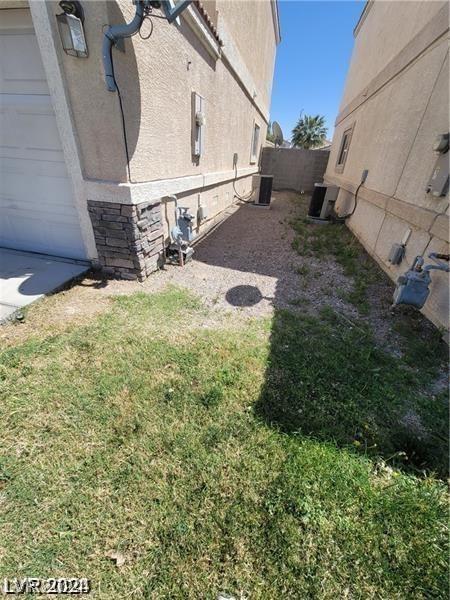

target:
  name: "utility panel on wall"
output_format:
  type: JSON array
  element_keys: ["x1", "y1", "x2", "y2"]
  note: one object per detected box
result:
[{"x1": 192, "y1": 92, "x2": 205, "y2": 158}]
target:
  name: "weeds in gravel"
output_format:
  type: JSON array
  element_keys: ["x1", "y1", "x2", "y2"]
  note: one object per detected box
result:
[
  {"x1": 290, "y1": 200, "x2": 378, "y2": 313},
  {"x1": 0, "y1": 287, "x2": 448, "y2": 598},
  {"x1": 294, "y1": 264, "x2": 310, "y2": 277}
]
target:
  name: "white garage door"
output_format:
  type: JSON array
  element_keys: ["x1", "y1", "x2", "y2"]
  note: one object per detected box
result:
[{"x1": 0, "y1": 9, "x2": 87, "y2": 260}]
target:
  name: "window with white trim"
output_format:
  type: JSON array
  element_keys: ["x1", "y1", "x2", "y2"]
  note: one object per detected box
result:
[{"x1": 336, "y1": 124, "x2": 354, "y2": 172}]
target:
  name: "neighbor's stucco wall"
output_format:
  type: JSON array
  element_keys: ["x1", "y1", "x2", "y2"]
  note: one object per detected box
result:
[
  {"x1": 340, "y1": 1, "x2": 447, "y2": 110},
  {"x1": 325, "y1": 1, "x2": 449, "y2": 333},
  {"x1": 49, "y1": 0, "x2": 276, "y2": 185}
]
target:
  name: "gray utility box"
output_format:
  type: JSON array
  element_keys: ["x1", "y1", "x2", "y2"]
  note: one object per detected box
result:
[
  {"x1": 388, "y1": 243, "x2": 405, "y2": 265},
  {"x1": 198, "y1": 205, "x2": 208, "y2": 221},
  {"x1": 427, "y1": 152, "x2": 449, "y2": 197}
]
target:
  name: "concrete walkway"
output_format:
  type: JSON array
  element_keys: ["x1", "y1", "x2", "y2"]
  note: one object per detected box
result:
[{"x1": 0, "y1": 248, "x2": 88, "y2": 321}]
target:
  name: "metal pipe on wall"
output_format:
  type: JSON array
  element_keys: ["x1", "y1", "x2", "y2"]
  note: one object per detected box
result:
[{"x1": 102, "y1": 1, "x2": 145, "y2": 92}]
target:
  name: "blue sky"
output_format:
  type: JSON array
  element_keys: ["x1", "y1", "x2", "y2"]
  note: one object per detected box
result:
[{"x1": 270, "y1": 0, "x2": 365, "y2": 142}]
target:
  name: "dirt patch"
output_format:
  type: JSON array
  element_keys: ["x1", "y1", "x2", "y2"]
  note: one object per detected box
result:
[
  {"x1": 1, "y1": 192, "x2": 446, "y2": 357},
  {"x1": 88, "y1": 191, "x2": 358, "y2": 319},
  {"x1": 0, "y1": 283, "x2": 112, "y2": 347},
  {"x1": 2, "y1": 192, "x2": 335, "y2": 344}
]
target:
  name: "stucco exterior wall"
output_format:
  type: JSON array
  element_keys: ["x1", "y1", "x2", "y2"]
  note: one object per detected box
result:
[
  {"x1": 325, "y1": 1, "x2": 449, "y2": 334},
  {"x1": 341, "y1": 1, "x2": 447, "y2": 109},
  {"x1": 28, "y1": 0, "x2": 278, "y2": 278},
  {"x1": 46, "y1": 0, "x2": 125, "y2": 182},
  {"x1": 50, "y1": 0, "x2": 277, "y2": 185},
  {"x1": 216, "y1": 0, "x2": 277, "y2": 111},
  {"x1": 160, "y1": 173, "x2": 254, "y2": 240}
]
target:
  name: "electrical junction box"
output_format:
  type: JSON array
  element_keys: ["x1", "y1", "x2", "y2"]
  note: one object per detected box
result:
[
  {"x1": 198, "y1": 205, "x2": 208, "y2": 221},
  {"x1": 388, "y1": 243, "x2": 405, "y2": 265},
  {"x1": 427, "y1": 152, "x2": 449, "y2": 197},
  {"x1": 192, "y1": 92, "x2": 205, "y2": 158}
]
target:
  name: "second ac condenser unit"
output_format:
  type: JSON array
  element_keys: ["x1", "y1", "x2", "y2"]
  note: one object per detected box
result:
[
  {"x1": 308, "y1": 183, "x2": 339, "y2": 221},
  {"x1": 252, "y1": 174, "x2": 273, "y2": 207}
]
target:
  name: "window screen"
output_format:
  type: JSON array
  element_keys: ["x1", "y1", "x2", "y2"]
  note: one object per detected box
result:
[
  {"x1": 251, "y1": 123, "x2": 260, "y2": 162},
  {"x1": 336, "y1": 125, "x2": 353, "y2": 171}
]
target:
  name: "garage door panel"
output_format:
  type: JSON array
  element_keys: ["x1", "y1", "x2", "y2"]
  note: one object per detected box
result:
[
  {"x1": 0, "y1": 200, "x2": 80, "y2": 226},
  {"x1": 0, "y1": 212, "x2": 85, "y2": 258},
  {"x1": 0, "y1": 10, "x2": 48, "y2": 95},
  {"x1": 16, "y1": 111, "x2": 63, "y2": 153},
  {"x1": 1, "y1": 174, "x2": 79, "y2": 220},
  {"x1": 0, "y1": 156, "x2": 68, "y2": 179},
  {"x1": 0, "y1": 214, "x2": 50, "y2": 253},
  {"x1": 1, "y1": 95, "x2": 65, "y2": 156},
  {"x1": 0, "y1": 8, "x2": 87, "y2": 260},
  {"x1": 0, "y1": 32, "x2": 48, "y2": 95}
]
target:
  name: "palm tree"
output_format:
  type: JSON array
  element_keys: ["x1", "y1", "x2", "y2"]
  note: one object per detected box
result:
[{"x1": 291, "y1": 114, "x2": 327, "y2": 149}]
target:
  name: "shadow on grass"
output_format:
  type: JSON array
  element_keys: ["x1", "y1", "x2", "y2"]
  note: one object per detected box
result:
[
  {"x1": 255, "y1": 306, "x2": 449, "y2": 477},
  {"x1": 193, "y1": 194, "x2": 449, "y2": 477}
]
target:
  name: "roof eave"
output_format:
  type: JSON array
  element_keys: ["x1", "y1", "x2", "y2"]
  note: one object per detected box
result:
[
  {"x1": 271, "y1": 0, "x2": 281, "y2": 45},
  {"x1": 353, "y1": 0, "x2": 373, "y2": 38}
]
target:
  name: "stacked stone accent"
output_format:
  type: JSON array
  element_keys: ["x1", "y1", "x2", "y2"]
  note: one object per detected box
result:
[{"x1": 87, "y1": 200, "x2": 165, "y2": 281}]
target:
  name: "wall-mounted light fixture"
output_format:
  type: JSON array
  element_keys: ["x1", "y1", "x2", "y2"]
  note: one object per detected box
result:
[{"x1": 56, "y1": 0, "x2": 88, "y2": 58}]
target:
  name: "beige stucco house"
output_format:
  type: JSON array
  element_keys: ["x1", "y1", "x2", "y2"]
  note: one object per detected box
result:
[
  {"x1": 1, "y1": 0, "x2": 280, "y2": 280},
  {"x1": 324, "y1": 0, "x2": 449, "y2": 334}
]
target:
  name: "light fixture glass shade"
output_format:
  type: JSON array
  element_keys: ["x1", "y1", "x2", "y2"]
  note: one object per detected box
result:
[{"x1": 56, "y1": 12, "x2": 88, "y2": 58}]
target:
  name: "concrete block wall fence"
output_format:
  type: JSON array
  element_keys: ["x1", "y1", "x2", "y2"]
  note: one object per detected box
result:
[{"x1": 261, "y1": 147, "x2": 330, "y2": 192}]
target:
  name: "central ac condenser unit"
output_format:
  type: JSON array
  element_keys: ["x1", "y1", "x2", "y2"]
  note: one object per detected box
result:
[{"x1": 252, "y1": 174, "x2": 273, "y2": 207}]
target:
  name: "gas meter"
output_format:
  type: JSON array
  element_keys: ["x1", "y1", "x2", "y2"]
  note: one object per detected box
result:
[{"x1": 393, "y1": 252, "x2": 449, "y2": 309}]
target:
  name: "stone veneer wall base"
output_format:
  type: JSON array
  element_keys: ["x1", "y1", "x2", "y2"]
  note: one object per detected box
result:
[{"x1": 88, "y1": 199, "x2": 165, "y2": 281}]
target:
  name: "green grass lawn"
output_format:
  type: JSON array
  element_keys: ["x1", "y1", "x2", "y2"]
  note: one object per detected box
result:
[{"x1": 0, "y1": 286, "x2": 448, "y2": 598}]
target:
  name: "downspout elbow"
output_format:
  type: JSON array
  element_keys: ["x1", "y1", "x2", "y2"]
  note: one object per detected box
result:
[
  {"x1": 102, "y1": 1, "x2": 145, "y2": 92},
  {"x1": 166, "y1": 195, "x2": 179, "y2": 209}
]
